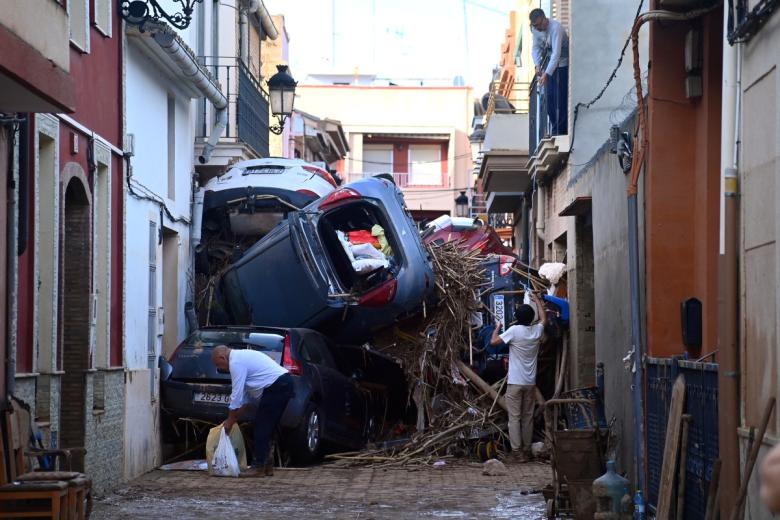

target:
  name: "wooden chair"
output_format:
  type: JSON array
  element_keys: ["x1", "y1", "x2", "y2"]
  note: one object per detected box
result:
[{"x1": 0, "y1": 400, "x2": 92, "y2": 519}]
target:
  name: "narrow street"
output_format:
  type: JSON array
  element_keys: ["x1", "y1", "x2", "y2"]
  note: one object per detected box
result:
[
  {"x1": 3, "y1": 0, "x2": 780, "y2": 519},
  {"x1": 92, "y1": 462, "x2": 550, "y2": 519}
]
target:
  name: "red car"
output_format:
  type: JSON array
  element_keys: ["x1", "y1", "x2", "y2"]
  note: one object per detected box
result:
[{"x1": 421, "y1": 215, "x2": 516, "y2": 257}]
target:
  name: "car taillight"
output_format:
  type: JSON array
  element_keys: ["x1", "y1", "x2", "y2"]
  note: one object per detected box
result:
[
  {"x1": 282, "y1": 333, "x2": 303, "y2": 375},
  {"x1": 168, "y1": 340, "x2": 187, "y2": 363},
  {"x1": 358, "y1": 278, "x2": 397, "y2": 307},
  {"x1": 302, "y1": 165, "x2": 337, "y2": 188},
  {"x1": 499, "y1": 255, "x2": 515, "y2": 276},
  {"x1": 296, "y1": 189, "x2": 319, "y2": 199},
  {"x1": 319, "y1": 187, "x2": 360, "y2": 210}
]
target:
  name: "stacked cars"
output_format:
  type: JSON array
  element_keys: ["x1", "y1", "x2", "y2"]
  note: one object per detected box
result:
[
  {"x1": 163, "y1": 170, "x2": 432, "y2": 463},
  {"x1": 217, "y1": 177, "x2": 435, "y2": 341}
]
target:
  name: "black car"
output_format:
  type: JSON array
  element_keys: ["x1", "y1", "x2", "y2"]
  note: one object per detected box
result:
[{"x1": 159, "y1": 326, "x2": 404, "y2": 464}]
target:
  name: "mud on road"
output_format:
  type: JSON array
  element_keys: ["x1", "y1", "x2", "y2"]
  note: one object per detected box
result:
[{"x1": 92, "y1": 460, "x2": 550, "y2": 519}]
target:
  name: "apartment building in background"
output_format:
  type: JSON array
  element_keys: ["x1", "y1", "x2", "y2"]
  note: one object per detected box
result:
[{"x1": 296, "y1": 82, "x2": 473, "y2": 221}]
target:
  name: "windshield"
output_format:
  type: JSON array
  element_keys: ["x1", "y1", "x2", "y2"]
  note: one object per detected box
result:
[{"x1": 170, "y1": 330, "x2": 285, "y2": 381}]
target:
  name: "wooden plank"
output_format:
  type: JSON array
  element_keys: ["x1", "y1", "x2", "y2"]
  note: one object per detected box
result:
[
  {"x1": 676, "y1": 414, "x2": 692, "y2": 519},
  {"x1": 729, "y1": 396, "x2": 776, "y2": 520},
  {"x1": 656, "y1": 374, "x2": 686, "y2": 520},
  {"x1": 456, "y1": 360, "x2": 507, "y2": 412}
]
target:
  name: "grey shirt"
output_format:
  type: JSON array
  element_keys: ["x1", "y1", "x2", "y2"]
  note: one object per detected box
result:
[{"x1": 531, "y1": 18, "x2": 570, "y2": 76}]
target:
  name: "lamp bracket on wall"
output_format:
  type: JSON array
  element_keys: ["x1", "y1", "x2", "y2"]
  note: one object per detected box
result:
[
  {"x1": 269, "y1": 115, "x2": 288, "y2": 135},
  {"x1": 119, "y1": 0, "x2": 203, "y2": 30}
]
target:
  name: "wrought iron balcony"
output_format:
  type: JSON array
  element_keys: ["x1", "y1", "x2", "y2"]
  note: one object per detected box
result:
[
  {"x1": 197, "y1": 57, "x2": 270, "y2": 158},
  {"x1": 528, "y1": 76, "x2": 568, "y2": 157}
]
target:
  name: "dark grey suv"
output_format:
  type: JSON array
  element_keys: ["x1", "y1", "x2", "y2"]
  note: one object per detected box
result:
[{"x1": 216, "y1": 177, "x2": 435, "y2": 342}]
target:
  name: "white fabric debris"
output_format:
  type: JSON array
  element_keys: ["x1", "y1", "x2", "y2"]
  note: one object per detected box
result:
[
  {"x1": 539, "y1": 262, "x2": 567, "y2": 284},
  {"x1": 337, "y1": 230, "x2": 390, "y2": 274}
]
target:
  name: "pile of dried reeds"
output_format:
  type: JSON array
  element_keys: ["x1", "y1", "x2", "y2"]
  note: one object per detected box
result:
[{"x1": 331, "y1": 241, "x2": 513, "y2": 467}]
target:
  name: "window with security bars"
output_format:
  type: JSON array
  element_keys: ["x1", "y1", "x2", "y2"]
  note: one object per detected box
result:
[{"x1": 148, "y1": 222, "x2": 157, "y2": 398}]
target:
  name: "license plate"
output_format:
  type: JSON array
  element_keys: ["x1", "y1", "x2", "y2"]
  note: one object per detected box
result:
[
  {"x1": 493, "y1": 294, "x2": 505, "y2": 328},
  {"x1": 194, "y1": 392, "x2": 230, "y2": 405},
  {"x1": 245, "y1": 167, "x2": 284, "y2": 175}
]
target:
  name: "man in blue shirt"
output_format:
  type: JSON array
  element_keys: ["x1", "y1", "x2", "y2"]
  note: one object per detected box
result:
[{"x1": 530, "y1": 8, "x2": 569, "y2": 136}]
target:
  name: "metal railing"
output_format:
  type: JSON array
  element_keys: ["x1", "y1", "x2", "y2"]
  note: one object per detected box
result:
[
  {"x1": 489, "y1": 214, "x2": 514, "y2": 229},
  {"x1": 529, "y1": 75, "x2": 568, "y2": 156},
  {"x1": 646, "y1": 356, "x2": 719, "y2": 519},
  {"x1": 197, "y1": 57, "x2": 270, "y2": 157},
  {"x1": 348, "y1": 172, "x2": 409, "y2": 187},
  {"x1": 529, "y1": 77, "x2": 550, "y2": 157},
  {"x1": 484, "y1": 80, "x2": 531, "y2": 124}
]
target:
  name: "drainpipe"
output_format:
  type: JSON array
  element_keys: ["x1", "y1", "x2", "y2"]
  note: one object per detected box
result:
[
  {"x1": 242, "y1": 0, "x2": 278, "y2": 41},
  {"x1": 147, "y1": 25, "x2": 228, "y2": 164},
  {"x1": 239, "y1": 10, "x2": 249, "y2": 65},
  {"x1": 718, "y1": 1, "x2": 741, "y2": 514},
  {"x1": 536, "y1": 182, "x2": 545, "y2": 241},
  {"x1": 255, "y1": 1, "x2": 278, "y2": 40},
  {"x1": 626, "y1": 6, "x2": 717, "y2": 497}
]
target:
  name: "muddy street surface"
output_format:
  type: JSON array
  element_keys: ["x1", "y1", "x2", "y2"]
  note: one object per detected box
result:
[{"x1": 92, "y1": 460, "x2": 550, "y2": 519}]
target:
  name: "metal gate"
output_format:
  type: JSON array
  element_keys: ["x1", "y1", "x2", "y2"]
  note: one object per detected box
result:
[{"x1": 646, "y1": 357, "x2": 719, "y2": 519}]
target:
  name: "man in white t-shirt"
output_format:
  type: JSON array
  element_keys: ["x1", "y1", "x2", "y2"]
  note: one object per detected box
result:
[
  {"x1": 490, "y1": 292, "x2": 547, "y2": 460},
  {"x1": 211, "y1": 345, "x2": 292, "y2": 475}
]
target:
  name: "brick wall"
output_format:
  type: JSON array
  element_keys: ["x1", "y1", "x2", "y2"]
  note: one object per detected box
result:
[{"x1": 59, "y1": 184, "x2": 91, "y2": 463}]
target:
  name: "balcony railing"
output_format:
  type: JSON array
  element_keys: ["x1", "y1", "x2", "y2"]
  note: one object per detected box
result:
[
  {"x1": 197, "y1": 57, "x2": 270, "y2": 157},
  {"x1": 529, "y1": 75, "x2": 568, "y2": 156},
  {"x1": 484, "y1": 80, "x2": 531, "y2": 125},
  {"x1": 348, "y1": 172, "x2": 410, "y2": 187}
]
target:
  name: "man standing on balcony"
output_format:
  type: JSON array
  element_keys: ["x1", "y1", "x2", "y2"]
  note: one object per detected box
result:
[{"x1": 530, "y1": 8, "x2": 569, "y2": 136}]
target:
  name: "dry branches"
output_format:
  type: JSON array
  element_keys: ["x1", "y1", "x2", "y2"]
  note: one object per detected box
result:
[{"x1": 335, "y1": 242, "x2": 510, "y2": 467}]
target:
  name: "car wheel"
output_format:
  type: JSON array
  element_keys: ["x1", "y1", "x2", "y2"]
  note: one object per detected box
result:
[{"x1": 290, "y1": 402, "x2": 323, "y2": 465}]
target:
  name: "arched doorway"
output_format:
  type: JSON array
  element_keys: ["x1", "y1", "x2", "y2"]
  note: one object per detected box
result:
[{"x1": 59, "y1": 176, "x2": 91, "y2": 470}]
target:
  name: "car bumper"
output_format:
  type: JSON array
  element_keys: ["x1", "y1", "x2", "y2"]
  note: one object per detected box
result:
[{"x1": 160, "y1": 377, "x2": 312, "y2": 430}]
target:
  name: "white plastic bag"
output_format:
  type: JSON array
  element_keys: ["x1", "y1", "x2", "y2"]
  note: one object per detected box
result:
[{"x1": 211, "y1": 428, "x2": 241, "y2": 477}]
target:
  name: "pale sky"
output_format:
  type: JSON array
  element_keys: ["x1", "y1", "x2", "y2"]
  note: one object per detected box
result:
[{"x1": 263, "y1": 0, "x2": 518, "y2": 89}]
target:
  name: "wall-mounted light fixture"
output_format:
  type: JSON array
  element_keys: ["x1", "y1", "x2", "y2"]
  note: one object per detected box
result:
[
  {"x1": 454, "y1": 191, "x2": 469, "y2": 218},
  {"x1": 268, "y1": 65, "x2": 297, "y2": 135}
]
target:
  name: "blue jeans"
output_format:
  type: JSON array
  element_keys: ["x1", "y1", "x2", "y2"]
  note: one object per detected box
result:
[
  {"x1": 546, "y1": 66, "x2": 568, "y2": 135},
  {"x1": 252, "y1": 373, "x2": 294, "y2": 466}
]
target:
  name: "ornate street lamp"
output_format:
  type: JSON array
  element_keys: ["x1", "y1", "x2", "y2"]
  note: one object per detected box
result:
[
  {"x1": 268, "y1": 65, "x2": 297, "y2": 135},
  {"x1": 119, "y1": 0, "x2": 203, "y2": 30},
  {"x1": 454, "y1": 191, "x2": 469, "y2": 218}
]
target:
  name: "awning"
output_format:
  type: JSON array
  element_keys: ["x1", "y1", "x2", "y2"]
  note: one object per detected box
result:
[{"x1": 558, "y1": 196, "x2": 592, "y2": 217}]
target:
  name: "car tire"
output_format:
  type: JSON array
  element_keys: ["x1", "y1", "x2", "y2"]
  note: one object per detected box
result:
[{"x1": 290, "y1": 402, "x2": 323, "y2": 465}]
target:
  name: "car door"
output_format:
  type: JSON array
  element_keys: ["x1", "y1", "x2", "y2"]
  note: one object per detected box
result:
[
  {"x1": 322, "y1": 338, "x2": 369, "y2": 442},
  {"x1": 299, "y1": 332, "x2": 348, "y2": 439},
  {"x1": 220, "y1": 218, "x2": 337, "y2": 328}
]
